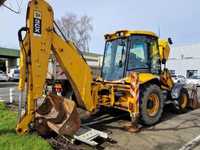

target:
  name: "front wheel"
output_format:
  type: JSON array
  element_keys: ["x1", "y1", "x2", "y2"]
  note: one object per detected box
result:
[{"x1": 140, "y1": 84, "x2": 164, "y2": 125}]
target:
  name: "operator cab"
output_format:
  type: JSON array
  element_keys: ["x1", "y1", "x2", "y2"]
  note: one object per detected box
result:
[{"x1": 102, "y1": 30, "x2": 161, "y2": 81}]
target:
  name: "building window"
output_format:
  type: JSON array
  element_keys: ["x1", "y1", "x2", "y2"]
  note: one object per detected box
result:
[{"x1": 186, "y1": 70, "x2": 198, "y2": 78}]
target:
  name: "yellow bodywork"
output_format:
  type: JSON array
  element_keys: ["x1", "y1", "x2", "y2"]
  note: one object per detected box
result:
[
  {"x1": 105, "y1": 30, "x2": 157, "y2": 41},
  {"x1": 159, "y1": 39, "x2": 170, "y2": 63},
  {"x1": 138, "y1": 73, "x2": 159, "y2": 84},
  {"x1": 17, "y1": 0, "x2": 174, "y2": 135}
]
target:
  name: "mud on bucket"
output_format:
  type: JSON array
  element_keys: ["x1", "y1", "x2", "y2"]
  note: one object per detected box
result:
[{"x1": 35, "y1": 94, "x2": 80, "y2": 137}]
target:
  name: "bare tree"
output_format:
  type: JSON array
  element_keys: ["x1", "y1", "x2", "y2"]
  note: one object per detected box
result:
[
  {"x1": 57, "y1": 13, "x2": 93, "y2": 52},
  {"x1": 0, "y1": 0, "x2": 6, "y2": 6}
]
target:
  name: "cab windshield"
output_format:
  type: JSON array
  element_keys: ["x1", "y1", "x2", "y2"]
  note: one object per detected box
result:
[
  {"x1": 127, "y1": 35, "x2": 160, "y2": 73},
  {"x1": 102, "y1": 38, "x2": 127, "y2": 81},
  {"x1": 101, "y1": 34, "x2": 160, "y2": 81}
]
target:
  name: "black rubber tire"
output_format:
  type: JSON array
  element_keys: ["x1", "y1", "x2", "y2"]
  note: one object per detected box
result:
[
  {"x1": 140, "y1": 84, "x2": 164, "y2": 126},
  {"x1": 174, "y1": 88, "x2": 189, "y2": 113}
]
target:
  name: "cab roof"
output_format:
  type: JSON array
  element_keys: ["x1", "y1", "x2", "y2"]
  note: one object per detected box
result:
[{"x1": 104, "y1": 30, "x2": 158, "y2": 41}]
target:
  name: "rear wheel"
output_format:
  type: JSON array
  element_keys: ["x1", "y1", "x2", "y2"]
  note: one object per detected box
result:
[
  {"x1": 174, "y1": 89, "x2": 189, "y2": 113},
  {"x1": 140, "y1": 84, "x2": 164, "y2": 125}
]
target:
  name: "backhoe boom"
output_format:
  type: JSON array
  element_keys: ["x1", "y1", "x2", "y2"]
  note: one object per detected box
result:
[{"x1": 16, "y1": 0, "x2": 95, "y2": 134}]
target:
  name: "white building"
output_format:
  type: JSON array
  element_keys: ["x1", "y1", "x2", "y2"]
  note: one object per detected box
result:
[
  {"x1": 167, "y1": 43, "x2": 200, "y2": 78},
  {"x1": 82, "y1": 51, "x2": 103, "y2": 77},
  {"x1": 47, "y1": 51, "x2": 103, "y2": 80}
]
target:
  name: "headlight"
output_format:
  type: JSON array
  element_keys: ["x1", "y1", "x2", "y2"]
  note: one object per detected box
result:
[
  {"x1": 105, "y1": 34, "x2": 111, "y2": 40},
  {"x1": 116, "y1": 32, "x2": 124, "y2": 37}
]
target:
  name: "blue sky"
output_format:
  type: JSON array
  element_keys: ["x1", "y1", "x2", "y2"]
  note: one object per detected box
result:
[{"x1": 0, "y1": 0, "x2": 200, "y2": 54}]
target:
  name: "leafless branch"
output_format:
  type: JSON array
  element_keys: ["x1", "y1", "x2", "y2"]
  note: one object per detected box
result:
[{"x1": 56, "y1": 13, "x2": 93, "y2": 52}]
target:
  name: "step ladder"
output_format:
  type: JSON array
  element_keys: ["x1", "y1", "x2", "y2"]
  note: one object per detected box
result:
[
  {"x1": 73, "y1": 126, "x2": 108, "y2": 146},
  {"x1": 63, "y1": 126, "x2": 108, "y2": 146}
]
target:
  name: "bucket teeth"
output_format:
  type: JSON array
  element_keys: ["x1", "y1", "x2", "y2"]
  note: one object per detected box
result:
[{"x1": 35, "y1": 94, "x2": 80, "y2": 137}]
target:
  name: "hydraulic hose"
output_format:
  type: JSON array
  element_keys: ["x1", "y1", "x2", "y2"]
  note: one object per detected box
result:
[{"x1": 17, "y1": 27, "x2": 29, "y2": 121}]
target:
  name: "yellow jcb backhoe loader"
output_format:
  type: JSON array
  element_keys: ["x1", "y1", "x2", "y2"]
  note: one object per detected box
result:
[{"x1": 16, "y1": 0, "x2": 192, "y2": 144}]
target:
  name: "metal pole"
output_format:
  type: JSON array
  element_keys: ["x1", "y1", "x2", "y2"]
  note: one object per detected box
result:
[{"x1": 9, "y1": 88, "x2": 13, "y2": 103}]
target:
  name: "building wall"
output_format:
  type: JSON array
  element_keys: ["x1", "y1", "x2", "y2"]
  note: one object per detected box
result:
[
  {"x1": 0, "y1": 47, "x2": 19, "y2": 73},
  {"x1": 0, "y1": 58, "x2": 6, "y2": 72},
  {"x1": 82, "y1": 52, "x2": 103, "y2": 77},
  {"x1": 167, "y1": 43, "x2": 200, "y2": 77},
  {"x1": 0, "y1": 58, "x2": 18, "y2": 73},
  {"x1": 47, "y1": 51, "x2": 103, "y2": 79},
  {"x1": 6, "y1": 58, "x2": 18, "y2": 73}
]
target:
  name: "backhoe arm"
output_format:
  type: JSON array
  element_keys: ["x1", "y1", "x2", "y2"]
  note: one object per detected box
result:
[
  {"x1": 52, "y1": 33, "x2": 95, "y2": 111},
  {"x1": 16, "y1": 0, "x2": 95, "y2": 134}
]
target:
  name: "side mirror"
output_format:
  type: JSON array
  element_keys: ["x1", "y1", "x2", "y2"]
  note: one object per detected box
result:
[{"x1": 168, "y1": 38, "x2": 173, "y2": 45}]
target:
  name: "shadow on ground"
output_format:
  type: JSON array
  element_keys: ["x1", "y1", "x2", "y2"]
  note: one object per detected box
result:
[{"x1": 80, "y1": 105, "x2": 199, "y2": 133}]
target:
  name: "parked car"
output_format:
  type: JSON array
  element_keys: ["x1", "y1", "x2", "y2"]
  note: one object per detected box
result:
[
  {"x1": 186, "y1": 76, "x2": 200, "y2": 86},
  {"x1": 8, "y1": 68, "x2": 19, "y2": 81},
  {"x1": 0, "y1": 70, "x2": 9, "y2": 81}
]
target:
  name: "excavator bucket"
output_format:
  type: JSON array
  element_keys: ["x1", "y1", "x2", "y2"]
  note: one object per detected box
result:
[{"x1": 35, "y1": 94, "x2": 80, "y2": 137}]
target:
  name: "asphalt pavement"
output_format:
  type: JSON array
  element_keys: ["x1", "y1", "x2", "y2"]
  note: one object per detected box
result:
[
  {"x1": 103, "y1": 109, "x2": 200, "y2": 150},
  {"x1": 82, "y1": 108, "x2": 200, "y2": 150}
]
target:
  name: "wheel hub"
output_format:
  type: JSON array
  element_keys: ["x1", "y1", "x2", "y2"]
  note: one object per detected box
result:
[
  {"x1": 179, "y1": 94, "x2": 187, "y2": 109},
  {"x1": 147, "y1": 93, "x2": 160, "y2": 117},
  {"x1": 147, "y1": 100, "x2": 154, "y2": 109}
]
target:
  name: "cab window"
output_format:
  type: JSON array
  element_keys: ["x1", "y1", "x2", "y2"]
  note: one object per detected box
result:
[{"x1": 127, "y1": 35, "x2": 160, "y2": 74}]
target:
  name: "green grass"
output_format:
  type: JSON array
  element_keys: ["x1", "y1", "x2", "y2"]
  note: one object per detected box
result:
[{"x1": 0, "y1": 102, "x2": 52, "y2": 150}]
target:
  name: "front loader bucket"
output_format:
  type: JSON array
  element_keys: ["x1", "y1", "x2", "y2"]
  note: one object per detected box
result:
[{"x1": 35, "y1": 94, "x2": 80, "y2": 137}]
